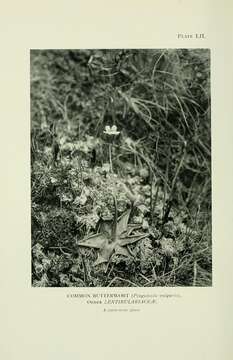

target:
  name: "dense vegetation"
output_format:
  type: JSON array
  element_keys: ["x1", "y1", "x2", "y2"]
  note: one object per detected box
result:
[{"x1": 31, "y1": 49, "x2": 211, "y2": 287}]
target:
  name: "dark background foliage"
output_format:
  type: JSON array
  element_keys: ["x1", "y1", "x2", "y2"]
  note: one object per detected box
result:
[{"x1": 31, "y1": 49, "x2": 211, "y2": 287}]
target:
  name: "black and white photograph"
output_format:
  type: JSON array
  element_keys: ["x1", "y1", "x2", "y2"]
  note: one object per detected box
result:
[{"x1": 31, "y1": 49, "x2": 211, "y2": 287}]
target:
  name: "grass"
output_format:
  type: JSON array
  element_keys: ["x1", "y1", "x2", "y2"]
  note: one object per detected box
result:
[{"x1": 31, "y1": 49, "x2": 211, "y2": 287}]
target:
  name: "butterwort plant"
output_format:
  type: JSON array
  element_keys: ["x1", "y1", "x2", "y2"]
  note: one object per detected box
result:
[{"x1": 103, "y1": 125, "x2": 120, "y2": 172}]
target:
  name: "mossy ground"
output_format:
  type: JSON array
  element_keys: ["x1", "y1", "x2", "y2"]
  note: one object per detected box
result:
[{"x1": 31, "y1": 49, "x2": 211, "y2": 287}]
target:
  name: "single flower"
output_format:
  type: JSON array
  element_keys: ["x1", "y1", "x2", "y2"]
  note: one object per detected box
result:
[{"x1": 103, "y1": 125, "x2": 120, "y2": 136}]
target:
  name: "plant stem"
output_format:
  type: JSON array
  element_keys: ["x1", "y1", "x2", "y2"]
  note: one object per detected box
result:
[
  {"x1": 112, "y1": 194, "x2": 118, "y2": 242},
  {"x1": 109, "y1": 143, "x2": 113, "y2": 172}
]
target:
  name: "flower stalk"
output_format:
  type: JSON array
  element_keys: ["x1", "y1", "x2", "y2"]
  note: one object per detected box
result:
[{"x1": 103, "y1": 125, "x2": 120, "y2": 173}]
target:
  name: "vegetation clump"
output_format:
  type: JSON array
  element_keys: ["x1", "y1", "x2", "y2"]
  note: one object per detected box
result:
[{"x1": 31, "y1": 49, "x2": 211, "y2": 287}]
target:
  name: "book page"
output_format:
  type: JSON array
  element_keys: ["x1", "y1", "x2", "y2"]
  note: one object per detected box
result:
[{"x1": 0, "y1": 1, "x2": 232, "y2": 359}]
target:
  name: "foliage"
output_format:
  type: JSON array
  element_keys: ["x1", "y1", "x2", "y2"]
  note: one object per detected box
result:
[{"x1": 31, "y1": 49, "x2": 211, "y2": 287}]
